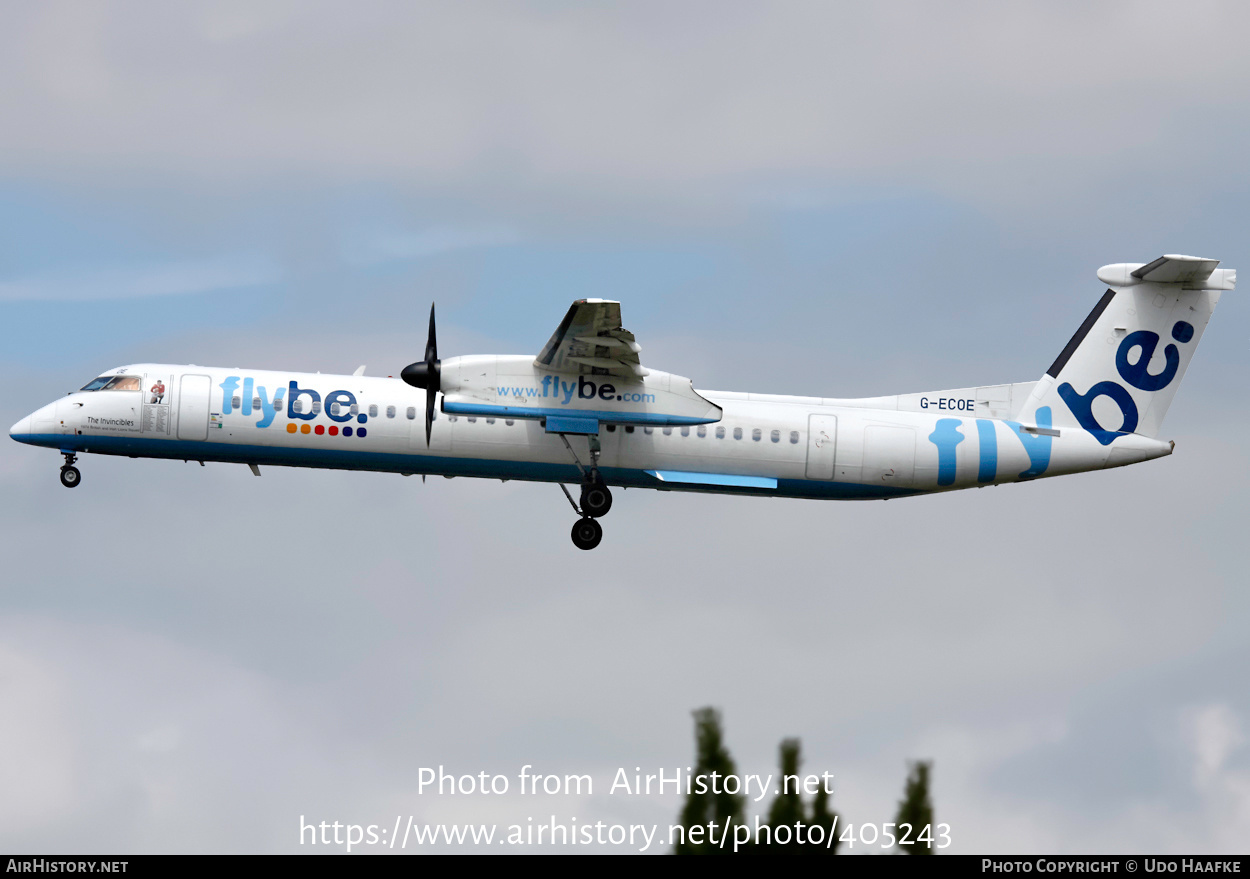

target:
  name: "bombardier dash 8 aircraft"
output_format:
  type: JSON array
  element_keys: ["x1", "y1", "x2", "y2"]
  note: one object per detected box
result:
[{"x1": 9, "y1": 254, "x2": 1234, "y2": 549}]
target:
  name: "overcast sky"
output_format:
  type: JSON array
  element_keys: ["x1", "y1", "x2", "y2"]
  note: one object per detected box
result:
[{"x1": 2, "y1": 1, "x2": 1248, "y2": 854}]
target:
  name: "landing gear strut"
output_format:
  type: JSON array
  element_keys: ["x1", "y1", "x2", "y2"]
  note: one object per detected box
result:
[
  {"x1": 556, "y1": 432, "x2": 615, "y2": 550},
  {"x1": 59, "y1": 452, "x2": 81, "y2": 489}
]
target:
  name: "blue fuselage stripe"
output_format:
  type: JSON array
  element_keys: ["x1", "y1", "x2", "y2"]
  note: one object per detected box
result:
[
  {"x1": 442, "y1": 402, "x2": 714, "y2": 425},
  {"x1": 14, "y1": 432, "x2": 917, "y2": 500}
]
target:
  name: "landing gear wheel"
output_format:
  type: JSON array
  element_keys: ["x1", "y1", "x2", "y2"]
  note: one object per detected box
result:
[
  {"x1": 580, "y1": 482, "x2": 613, "y2": 518},
  {"x1": 59, "y1": 466, "x2": 81, "y2": 488},
  {"x1": 570, "y1": 517, "x2": 603, "y2": 551}
]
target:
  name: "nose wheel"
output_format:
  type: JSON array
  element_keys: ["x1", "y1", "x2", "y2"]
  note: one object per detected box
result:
[{"x1": 59, "y1": 453, "x2": 81, "y2": 488}]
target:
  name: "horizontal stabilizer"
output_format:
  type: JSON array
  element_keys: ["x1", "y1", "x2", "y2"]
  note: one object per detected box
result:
[{"x1": 1097, "y1": 255, "x2": 1234, "y2": 289}]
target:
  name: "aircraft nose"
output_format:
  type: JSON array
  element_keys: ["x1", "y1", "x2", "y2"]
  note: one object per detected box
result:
[{"x1": 9, "y1": 415, "x2": 33, "y2": 442}]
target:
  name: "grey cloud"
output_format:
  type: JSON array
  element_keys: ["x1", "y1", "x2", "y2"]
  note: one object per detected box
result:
[
  {"x1": 4, "y1": 3, "x2": 1250, "y2": 213},
  {"x1": 0, "y1": 254, "x2": 281, "y2": 302}
]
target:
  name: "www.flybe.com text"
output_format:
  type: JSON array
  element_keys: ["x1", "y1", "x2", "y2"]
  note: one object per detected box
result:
[{"x1": 496, "y1": 376, "x2": 655, "y2": 404}]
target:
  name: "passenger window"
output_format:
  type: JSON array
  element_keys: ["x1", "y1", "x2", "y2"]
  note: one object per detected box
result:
[
  {"x1": 387, "y1": 406, "x2": 396, "y2": 418},
  {"x1": 771, "y1": 429, "x2": 780, "y2": 443},
  {"x1": 663, "y1": 427, "x2": 672, "y2": 436},
  {"x1": 486, "y1": 418, "x2": 495, "y2": 424},
  {"x1": 312, "y1": 401, "x2": 322, "y2": 414},
  {"x1": 505, "y1": 419, "x2": 514, "y2": 426},
  {"x1": 644, "y1": 427, "x2": 653, "y2": 435},
  {"x1": 449, "y1": 415, "x2": 458, "y2": 422},
  {"x1": 697, "y1": 426, "x2": 706, "y2": 438},
  {"x1": 329, "y1": 402, "x2": 341, "y2": 416},
  {"x1": 606, "y1": 424, "x2": 616, "y2": 432},
  {"x1": 790, "y1": 430, "x2": 800, "y2": 444},
  {"x1": 625, "y1": 425, "x2": 635, "y2": 433},
  {"x1": 468, "y1": 417, "x2": 477, "y2": 423},
  {"x1": 368, "y1": 404, "x2": 378, "y2": 418},
  {"x1": 733, "y1": 427, "x2": 743, "y2": 440},
  {"x1": 716, "y1": 426, "x2": 725, "y2": 439},
  {"x1": 350, "y1": 403, "x2": 358, "y2": 416},
  {"x1": 681, "y1": 427, "x2": 690, "y2": 437},
  {"x1": 253, "y1": 397, "x2": 261, "y2": 410},
  {"x1": 406, "y1": 407, "x2": 416, "y2": 420},
  {"x1": 292, "y1": 400, "x2": 303, "y2": 414},
  {"x1": 231, "y1": 395, "x2": 241, "y2": 409},
  {"x1": 752, "y1": 428, "x2": 762, "y2": 441}
]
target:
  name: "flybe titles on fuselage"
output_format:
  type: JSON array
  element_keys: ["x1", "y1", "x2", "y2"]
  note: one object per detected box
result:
[{"x1": 216, "y1": 377, "x2": 372, "y2": 432}]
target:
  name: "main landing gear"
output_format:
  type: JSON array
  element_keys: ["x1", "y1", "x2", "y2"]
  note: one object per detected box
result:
[
  {"x1": 556, "y1": 433, "x2": 614, "y2": 551},
  {"x1": 59, "y1": 452, "x2": 81, "y2": 488}
]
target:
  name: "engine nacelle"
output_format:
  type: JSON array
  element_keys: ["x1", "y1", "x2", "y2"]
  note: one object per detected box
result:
[{"x1": 440, "y1": 355, "x2": 721, "y2": 427}]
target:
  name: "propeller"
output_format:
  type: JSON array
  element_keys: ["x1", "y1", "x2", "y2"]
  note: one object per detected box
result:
[{"x1": 400, "y1": 303, "x2": 441, "y2": 446}]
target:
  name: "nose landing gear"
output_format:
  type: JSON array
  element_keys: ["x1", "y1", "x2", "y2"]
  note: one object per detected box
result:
[{"x1": 59, "y1": 452, "x2": 81, "y2": 488}]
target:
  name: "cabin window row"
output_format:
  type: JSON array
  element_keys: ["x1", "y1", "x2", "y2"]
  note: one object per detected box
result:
[
  {"x1": 239, "y1": 397, "x2": 420, "y2": 421},
  {"x1": 605, "y1": 424, "x2": 800, "y2": 443},
  {"x1": 446, "y1": 416, "x2": 516, "y2": 426},
  {"x1": 231, "y1": 400, "x2": 798, "y2": 444}
]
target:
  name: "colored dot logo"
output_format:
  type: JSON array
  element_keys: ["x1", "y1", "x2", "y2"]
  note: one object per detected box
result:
[{"x1": 283, "y1": 421, "x2": 368, "y2": 438}]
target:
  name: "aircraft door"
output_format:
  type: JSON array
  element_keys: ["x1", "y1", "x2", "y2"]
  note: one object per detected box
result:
[
  {"x1": 177, "y1": 374, "x2": 211, "y2": 441},
  {"x1": 805, "y1": 414, "x2": 838, "y2": 479}
]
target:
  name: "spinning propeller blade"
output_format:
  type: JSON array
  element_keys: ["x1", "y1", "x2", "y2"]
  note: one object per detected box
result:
[{"x1": 400, "y1": 303, "x2": 441, "y2": 446}]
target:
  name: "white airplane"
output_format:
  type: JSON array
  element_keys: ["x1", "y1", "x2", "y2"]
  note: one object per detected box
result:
[{"x1": 9, "y1": 254, "x2": 1234, "y2": 550}]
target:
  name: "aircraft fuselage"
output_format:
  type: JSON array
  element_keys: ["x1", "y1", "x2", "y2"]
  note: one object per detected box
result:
[{"x1": 10, "y1": 363, "x2": 1172, "y2": 501}]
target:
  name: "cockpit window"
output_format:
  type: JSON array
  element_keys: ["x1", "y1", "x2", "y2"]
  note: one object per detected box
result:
[{"x1": 81, "y1": 375, "x2": 142, "y2": 391}]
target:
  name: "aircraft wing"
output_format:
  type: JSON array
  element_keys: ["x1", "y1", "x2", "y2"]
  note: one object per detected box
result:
[{"x1": 534, "y1": 299, "x2": 648, "y2": 378}]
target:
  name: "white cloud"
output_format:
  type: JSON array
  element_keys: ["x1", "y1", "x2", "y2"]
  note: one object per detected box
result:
[{"x1": 1188, "y1": 703, "x2": 1244, "y2": 785}]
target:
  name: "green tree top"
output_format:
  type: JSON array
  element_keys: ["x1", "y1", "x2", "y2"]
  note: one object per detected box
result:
[
  {"x1": 894, "y1": 760, "x2": 935, "y2": 855},
  {"x1": 674, "y1": 707, "x2": 746, "y2": 855}
]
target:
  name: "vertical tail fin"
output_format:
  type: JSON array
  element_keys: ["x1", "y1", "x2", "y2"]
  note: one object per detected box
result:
[{"x1": 1016, "y1": 255, "x2": 1234, "y2": 443}]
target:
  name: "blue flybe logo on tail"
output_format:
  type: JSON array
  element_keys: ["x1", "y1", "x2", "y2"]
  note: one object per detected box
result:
[{"x1": 1057, "y1": 321, "x2": 1193, "y2": 445}]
